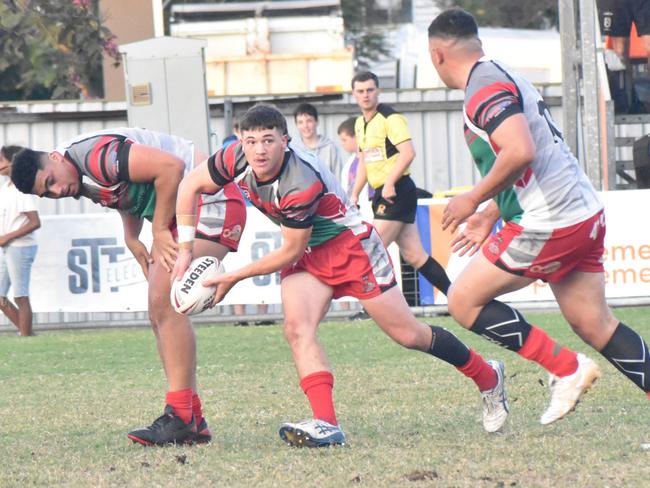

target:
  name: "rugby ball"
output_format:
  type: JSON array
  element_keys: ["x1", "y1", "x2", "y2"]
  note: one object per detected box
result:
[{"x1": 170, "y1": 256, "x2": 225, "y2": 315}]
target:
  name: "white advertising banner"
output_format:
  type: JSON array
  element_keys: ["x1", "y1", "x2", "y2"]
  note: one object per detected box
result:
[
  {"x1": 419, "y1": 189, "x2": 650, "y2": 304},
  {"x1": 27, "y1": 190, "x2": 646, "y2": 313},
  {"x1": 29, "y1": 205, "x2": 398, "y2": 312}
]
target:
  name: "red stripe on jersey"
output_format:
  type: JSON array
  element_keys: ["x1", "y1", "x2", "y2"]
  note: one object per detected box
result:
[
  {"x1": 280, "y1": 180, "x2": 324, "y2": 210},
  {"x1": 315, "y1": 193, "x2": 346, "y2": 219},
  {"x1": 515, "y1": 167, "x2": 533, "y2": 188},
  {"x1": 88, "y1": 136, "x2": 119, "y2": 185},
  {"x1": 222, "y1": 141, "x2": 240, "y2": 179},
  {"x1": 466, "y1": 82, "x2": 518, "y2": 123}
]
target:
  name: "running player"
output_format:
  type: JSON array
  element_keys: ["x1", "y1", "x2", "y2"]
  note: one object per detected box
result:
[
  {"x1": 428, "y1": 8, "x2": 650, "y2": 423},
  {"x1": 172, "y1": 103, "x2": 510, "y2": 446},
  {"x1": 11, "y1": 127, "x2": 247, "y2": 445},
  {"x1": 350, "y1": 71, "x2": 452, "y2": 297}
]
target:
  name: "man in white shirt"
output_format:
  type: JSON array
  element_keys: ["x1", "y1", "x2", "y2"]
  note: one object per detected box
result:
[{"x1": 0, "y1": 146, "x2": 40, "y2": 336}]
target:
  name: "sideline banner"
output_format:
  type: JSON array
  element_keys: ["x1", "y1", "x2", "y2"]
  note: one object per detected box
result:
[
  {"x1": 28, "y1": 205, "x2": 396, "y2": 312},
  {"x1": 416, "y1": 189, "x2": 650, "y2": 304}
]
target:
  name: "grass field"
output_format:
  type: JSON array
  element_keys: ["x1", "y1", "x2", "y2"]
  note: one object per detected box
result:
[{"x1": 1, "y1": 308, "x2": 649, "y2": 487}]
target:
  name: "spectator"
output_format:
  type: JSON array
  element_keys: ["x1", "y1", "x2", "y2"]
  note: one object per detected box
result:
[
  {"x1": 0, "y1": 145, "x2": 40, "y2": 337},
  {"x1": 292, "y1": 103, "x2": 343, "y2": 178},
  {"x1": 598, "y1": 0, "x2": 650, "y2": 112}
]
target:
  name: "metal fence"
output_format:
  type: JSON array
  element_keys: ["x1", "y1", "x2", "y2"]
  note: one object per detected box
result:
[{"x1": 0, "y1": 85, "x2": 567, "y2": 329}]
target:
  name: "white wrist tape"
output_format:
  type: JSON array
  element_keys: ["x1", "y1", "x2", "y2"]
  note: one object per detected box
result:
[{"x1": 177, "y1": 225, "x2": 195, "y2": 243}]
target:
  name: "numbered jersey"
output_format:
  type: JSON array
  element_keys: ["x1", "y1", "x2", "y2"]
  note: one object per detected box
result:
[
  {"x1": 463, "y1": 57, "x2": 602, "y2": 230},
  {"x1": 55, "y1": 128, "x2": 195, "y2": 220},
  {"x1": 207, "y1": 141, "x2": 366, "y2": 247}
]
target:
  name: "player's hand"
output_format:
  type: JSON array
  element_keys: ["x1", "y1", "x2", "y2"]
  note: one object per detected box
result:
[
  {"x1": 442, "y1": 192, "x2": 479, "y2": 234},
  {"x1": 125, "y1": 238, "x2": 153, "y2": 278},
  {"x1": 381, "y1": 183, "x2": 396, "y2": 203},
  {"x1": 152, "y1": 229, "x2": 178, "y2": 273},
  {"x1": 451, "y1": 212, "x2": 494, "y2": 257},
  {"x1": 349, "y1": 193, "x2": 359, "y2": 207},
  {"x1": 171, "y1": 248, "x2": 192, "y2": 283},
  {"x1": 203, "y1": 272, "x2": 239, "y2": 307},
  {"x1": 0, "y1": 235, "x2": 9, "y2": 247}
]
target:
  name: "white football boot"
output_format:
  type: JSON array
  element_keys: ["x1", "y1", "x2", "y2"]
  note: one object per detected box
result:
[
  {"x1": 540, "y1": 353, "x2": 601, "y2": 425},
  {"x1": 481, "y1": 360, "x2": 510, "y2": 433},
  {"x1": 279, "y1": 419, "x2": 346, "y2": 447}
]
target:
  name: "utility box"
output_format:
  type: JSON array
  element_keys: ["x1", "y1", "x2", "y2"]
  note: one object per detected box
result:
[{"x1": 119, "y1": 37, "x2": 212, "y2": 153}]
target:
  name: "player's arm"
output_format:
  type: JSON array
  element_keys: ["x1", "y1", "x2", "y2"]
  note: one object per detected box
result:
[
  {"x1": 0, "y1": 211, "x2": 40, "y2": 247},
  {"x1": 119, "y1": 210, "x2": 153, "y2": 278},
  {"x1": 350, "y1": 150, "x2": 367, "y2": 206},
  {"x1": 171, "y1": 158, "x2": 224, "y2": 282},
  {"x1": 443, "y1": 114, "x2": 534, "y2": 233},
  {"x1": 127, "y1": 144, "x2": 185, "y2": 272},
  {"x1": 382, "y1": 139, "x2": 415, "y2": 202},
  {"x1": 203, "y1": 225, "x2": 312, "y2": 305}
]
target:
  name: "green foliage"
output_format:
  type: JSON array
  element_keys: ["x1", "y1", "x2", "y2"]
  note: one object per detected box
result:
[
  {"x1": 341, "y1": 0, "x2": 391, "y2": 69},
  {"x1": 0, "y1": 0, "x2": 120, "y2": 101},
  {"x1": 440, "y1": 0, "x2": 559, "y2": 29},
  {"x1": 1, "y1": 309, "x2": 649, "y2": 486}
]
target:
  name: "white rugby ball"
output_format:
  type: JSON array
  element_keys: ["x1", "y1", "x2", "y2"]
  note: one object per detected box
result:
[{"x1": 170, "y1": 256, "x2": 225, "y2": 315}]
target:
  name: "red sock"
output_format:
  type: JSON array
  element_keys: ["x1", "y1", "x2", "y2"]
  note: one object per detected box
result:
[
  {"x1": 457, "y1": 350, "x2": 498, "y2": 391},
  {"x1": 518, "y1": 326, "x2": 578, "y2": 377},
  {"x1": 165, "y1": 388, "x2": 193, "y2": 424},
  {"x1": 300, "y1": 371, "x2": 337, "y2": 426},
  {"x1": 192, "y1": 392, "x2": 203, "y2": 426}
]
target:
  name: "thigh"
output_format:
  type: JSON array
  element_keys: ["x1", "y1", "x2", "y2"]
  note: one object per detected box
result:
[
  {"x1": 194, "y1": 238, "x2": 230, "y2": 262},
  {"x1": 373, "y1": 218, "x2": 404, "y2": 247},
  {"x1": 550, "y1": 271, "x2": 617, "y2": 349},
  {"x1": 395, "y1": 222, "x2": 427, "y2": 264},
  {"x1": 361, "y1": 285, "x2": 426, "y2": 346},
  {"x1": 281, "y1": 271, "x2": 333, "y2": 332},
  {"x1": 449, "y1": 252, "x2": 534, "y2": 326}
]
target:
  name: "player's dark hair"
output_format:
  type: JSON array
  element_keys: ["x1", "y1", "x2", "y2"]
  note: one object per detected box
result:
[
  {"x1": 0, "y1": 145, "x2": 23, "y2": 162},
  {"x1": 337, "y1": 117, "x2": 356, "y2": 137},
  {"x1": 351, "y1": 71, "x2": 379, "y2": 89},
  {"x1": 428, "y1": 8, "x2": 479, "y2": 39},
  {"x1": 240, "y1": 103, "x2": 288, "y2": 135},
  {"x1": 11, "y1": 148, "x2": 45, "y2": 194},
  {"x1": 293, "y1": 102, "x2": 318, "y2": 121}
]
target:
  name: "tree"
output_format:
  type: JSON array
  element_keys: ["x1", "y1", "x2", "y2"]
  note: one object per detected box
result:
[
  {"x1": 440, "y1": 0, "x2": 559, "y2": 30},
  {"x1": 0, "y1": 0, "x2": 120, "y2": 101},
  {"x1": 341, "y1": 0, "x2": 392, "y2": 69}
]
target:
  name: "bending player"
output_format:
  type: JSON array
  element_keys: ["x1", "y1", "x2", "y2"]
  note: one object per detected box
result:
[
  {"x1": 11, "y1": 128, "x2": 246, "y2": 445},
  {"x1": 172, "y1": 103, "x2": 510, "y2": 447}
]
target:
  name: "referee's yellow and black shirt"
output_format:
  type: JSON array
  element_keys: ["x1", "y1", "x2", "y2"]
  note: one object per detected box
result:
[{"x1": 354, "y1": 103, "x2": 412, "y2": 189}]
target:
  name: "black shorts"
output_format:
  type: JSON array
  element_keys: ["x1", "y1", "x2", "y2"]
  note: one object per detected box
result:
[
  {"x1": 598, "y1": 0, "x2": 650, "y2": 36},
  {"x1": 372, "y1": 175, "x2": 417, "y2": 223}
]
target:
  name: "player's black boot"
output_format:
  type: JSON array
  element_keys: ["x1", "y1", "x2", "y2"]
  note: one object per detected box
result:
[
  {"x1": 190, "y1": 417, "x2": 213, "y2": 444},
  {"x1": 127, "y1": 405, "x2": 195, "y2": 446}
]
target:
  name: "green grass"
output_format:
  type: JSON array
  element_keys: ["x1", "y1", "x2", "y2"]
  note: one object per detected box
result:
[{"x1": 1, "y1": 308, "x2": 649, "y2": 487}]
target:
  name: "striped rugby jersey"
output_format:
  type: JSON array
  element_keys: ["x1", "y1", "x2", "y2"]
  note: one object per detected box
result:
[
  {"x1": 463, "y1": 57, "x2": 602, "y2": 230},
  {"x1": 207, "y1": 141, "x2": 366, "y2": 247},
  {"x1": 56, "y1": 127, "x2": 204, "y2": 220}
]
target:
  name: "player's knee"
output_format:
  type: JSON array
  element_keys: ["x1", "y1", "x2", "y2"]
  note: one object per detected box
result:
[
  {"x1": 446, "y1": 287, "x2": 470, "y2": 326},
  {"x1": 282, "y1": 317, "x2": 314, "y2": 346},
  {"x1": 567, "y1": 312, "x2": 618, "y2": 348},
  {"x1": 393, "y1": 327, "x2": 423, "y2": 350}
]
